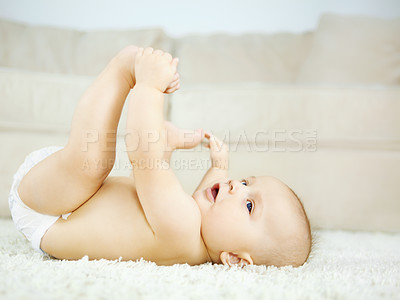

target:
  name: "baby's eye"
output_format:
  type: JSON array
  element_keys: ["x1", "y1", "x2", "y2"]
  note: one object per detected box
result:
[
  {"x1": 246, "y1": 200, "x2": 253, "y2": 213},
  {"x1": 241, "y1": 179, "x2": 247, "y2": 186}
]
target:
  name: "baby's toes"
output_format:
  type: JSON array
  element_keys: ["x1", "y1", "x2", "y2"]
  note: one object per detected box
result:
[
  {"x1": 144, "y1": 47, "x2": 154, "y2": 55},
  {"x1": 154, "y1": 49, "x2": 164, "y2": 56},
  {"x1": 163, "y1": 52, "x2": 173, "y2": 61},
  {"x1": 137, "y1": 47, "x2": 144, "y2": 56}
]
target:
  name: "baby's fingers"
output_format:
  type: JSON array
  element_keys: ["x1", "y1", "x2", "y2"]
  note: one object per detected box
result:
[
  {"x1": 164, "y1": 84, "x2": 180, "y2": 94},
  {"x1": 171, "y1": 57, "x2": 179, "y2": 73},
  {"x1": 164, "y1": 73, "x2": 180, "y2": 94},
  {"x1": 168, "y1": 73, "x2": 180, "y2": 88},
  {"x1": 211, "y1": 136, "x2": 224, "y2": 152},
  {"x1": 214, "y1": 136, "x2": 228, "y2": 153},
  {"x1": 204, "y1": 132, "x2": 224, "y2": 151},
  {"x1": 164, "y1": 82, "x2": 180, "y2": 94},
  {"x1": 172, "y1": 72, "x2": 180, "y2": 83}
]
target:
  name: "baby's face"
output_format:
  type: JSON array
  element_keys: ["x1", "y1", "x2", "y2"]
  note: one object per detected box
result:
[{"x1": 193, "y1": 176, "x2": 305, "y2": 265}]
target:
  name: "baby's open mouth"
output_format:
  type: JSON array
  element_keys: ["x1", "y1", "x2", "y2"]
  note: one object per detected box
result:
[
  {"x1": 206, "y1": 183, "x2": 220, "y2": 203},
  {"x1": 211, "y1": 183, "x2": 220, "y2": 201}
]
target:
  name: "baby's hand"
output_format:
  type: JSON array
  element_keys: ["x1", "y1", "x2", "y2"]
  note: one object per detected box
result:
[
  {"x1": 164, "y1": 72, "x2": 180, "y2": 94},
  {"x1": 204, "y1": 132, "x2": 229, "y2": 170},
  {"x1": 135, "y1": 47, "x2": 179, "y2": 93}
]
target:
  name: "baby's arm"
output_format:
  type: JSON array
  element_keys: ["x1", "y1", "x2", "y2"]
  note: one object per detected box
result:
[
  {"x1": 126, "y1": 48, "x2": 199, "y2": 243},
  {"x1": 194, "y1": 133, "x2": 229, "y2": 193}
]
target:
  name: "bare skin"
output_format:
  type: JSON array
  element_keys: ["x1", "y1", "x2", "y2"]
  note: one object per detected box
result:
[
  {"x1": 18, "y1": 46, "x2": 210, "y2": 265},
  {"x1": 17, "y1": 46, "x2": 310, "y2": 267}
]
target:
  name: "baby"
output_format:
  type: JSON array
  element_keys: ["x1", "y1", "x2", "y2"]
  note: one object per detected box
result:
[{"x1": 9, "y1": 46, "x2": 312, "y2": 267}]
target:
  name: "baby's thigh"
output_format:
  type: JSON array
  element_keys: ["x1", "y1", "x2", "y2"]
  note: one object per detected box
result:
[{"x1": 17, "y1": 147, "x2": 107, "y2": 216}]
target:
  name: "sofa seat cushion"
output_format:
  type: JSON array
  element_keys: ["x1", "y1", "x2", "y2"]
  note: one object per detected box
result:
[
  {"x1": 171, "y1": 146, "x2": 400, "y2": 232},
  {"x1": 169, "y1": 83, "x2": 400, "y2": 148}
]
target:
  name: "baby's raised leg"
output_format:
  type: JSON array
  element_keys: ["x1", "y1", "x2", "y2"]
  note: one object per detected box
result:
[{"x1": 18, "y1": 46, "x2": 139, "y2": 215}]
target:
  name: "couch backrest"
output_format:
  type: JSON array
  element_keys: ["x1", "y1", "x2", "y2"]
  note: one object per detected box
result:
[
  {"x1": 175, "y1": 32, "x2": 313, "y2": 84},
  {"x1": 0, "y1": 19, "x2": 173, "y2": 76}
]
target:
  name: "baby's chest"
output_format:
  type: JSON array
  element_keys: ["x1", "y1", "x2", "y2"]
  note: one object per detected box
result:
[
  {"x1": 44, "y1": 177, "x2": 202, "y2": 263},
  {"x1": 77, "y1": 177, "x2": 160, "y2": 257}
]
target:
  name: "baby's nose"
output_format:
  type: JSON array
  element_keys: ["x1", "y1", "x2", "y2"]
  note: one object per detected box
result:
[{"x1": 228, "y1": 179, "x2": 242, "y2": 194}]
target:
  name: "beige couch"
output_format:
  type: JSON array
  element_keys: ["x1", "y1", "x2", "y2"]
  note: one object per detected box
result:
[{"x1": 1, "y1": 14, "x2": 399, "y2": 233}]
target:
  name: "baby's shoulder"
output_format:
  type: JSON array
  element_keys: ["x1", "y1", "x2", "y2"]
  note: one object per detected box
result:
[{"x1": 157, "y1": 221, "x2": 209, "y2": 265}]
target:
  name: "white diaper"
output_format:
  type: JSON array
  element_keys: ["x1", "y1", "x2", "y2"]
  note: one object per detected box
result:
[{"x1": 8, "y1": 146, "x2": 71, "y2": 254}]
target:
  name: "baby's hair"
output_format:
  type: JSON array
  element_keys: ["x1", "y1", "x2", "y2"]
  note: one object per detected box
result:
[
  {"x1": 255, "y1": 185, "x2": 313, "y2": 267},
  {"x1": 288, "y1": 187, "x2": 313, "y2": 264}
]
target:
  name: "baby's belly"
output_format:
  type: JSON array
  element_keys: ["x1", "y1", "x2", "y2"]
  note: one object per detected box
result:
[{"x1": 41, "y1": 176, "x2": 158, "y2": 261}]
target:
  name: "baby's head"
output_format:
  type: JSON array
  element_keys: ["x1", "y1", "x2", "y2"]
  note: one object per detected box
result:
[{"x1": 193, "y1": 176, "x2": 311, "y2": 267}]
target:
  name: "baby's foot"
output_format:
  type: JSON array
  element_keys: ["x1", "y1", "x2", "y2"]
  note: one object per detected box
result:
[
  {"x1": 135, "y1": 47, "x2": 179, "y2": 93},
  {"x1": 164, "y1": 121, "x2": 202, "y2": 150}
]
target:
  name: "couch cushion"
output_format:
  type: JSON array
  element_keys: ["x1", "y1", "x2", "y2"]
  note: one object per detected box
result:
[
  {"x1": 171, "y1": 146, "x2": 400, "y2": 232},
  {"x1": 175, "y1": 32, "x2": 313, "y2": 84},
  {"x1": 169, "y1": 84, "x2": 400, "y2": 148},
  {"x1": 0, "y1": 68, "x2": 91, "y2": 216},
  {"x1": 0, "y1": 18, "x2": 173, "y2": 75},
  {"x1": 168, "y1": 84, "x2": 400, "y2": 232},
  {"x1": 0, "y1": 68, "x2": 93, "y2": 132},
  {"x1": 296, "y1": 14, "x2": 400, "y2": 85}
]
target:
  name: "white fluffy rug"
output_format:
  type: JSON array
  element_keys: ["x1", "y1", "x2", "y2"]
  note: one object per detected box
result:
[{"x1": 1, "y1": 218, "x2": 399, "y2": 300}]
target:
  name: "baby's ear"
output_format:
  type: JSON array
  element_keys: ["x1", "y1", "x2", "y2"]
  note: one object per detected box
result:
[{"x1": 220, "y1": 252, "x2": 253, "y2": 267}]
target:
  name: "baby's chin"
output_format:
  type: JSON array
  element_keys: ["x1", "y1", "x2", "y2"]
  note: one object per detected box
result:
[
  {"x1": 192, "y1": 190, "x2": 200, "y2": 202},
  {"x1": 192, "y1": 189, "x2": 212, "y2": 214},
  {"x1": 192, "y1": 190, "x2": 204, "y2": 207}
]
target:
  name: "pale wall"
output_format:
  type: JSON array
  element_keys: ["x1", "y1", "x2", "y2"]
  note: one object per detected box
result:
[{"x1": 0, "y1": 0, "x2": 399, "y2": 37}]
